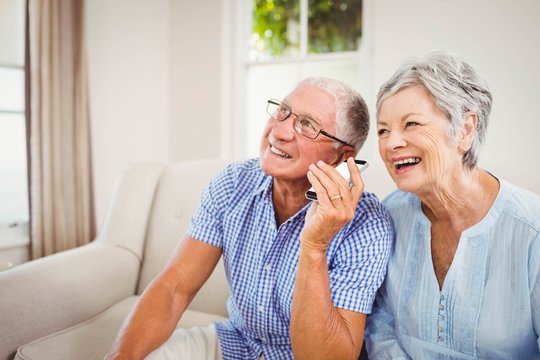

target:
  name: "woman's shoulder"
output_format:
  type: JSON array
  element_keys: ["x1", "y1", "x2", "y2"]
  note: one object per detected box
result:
[
  {"x1": 382, "y1": 189, "x2": 418, "y2": 210},
  {"x1": 499, "y1": 179, "x2": 540, "y2": 230}
]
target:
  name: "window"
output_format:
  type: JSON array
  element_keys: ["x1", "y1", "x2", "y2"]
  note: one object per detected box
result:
[
  {"x1": 242, "y1": 0, "x2": 366, "y2": 157},
  {"x1": 0, "y1": 0, "x2": 29, "y2": 245}
]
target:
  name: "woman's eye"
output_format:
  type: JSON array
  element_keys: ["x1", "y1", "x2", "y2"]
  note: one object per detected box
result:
[
  {"x1": 406, "y1": 121, "x2": 419, "y2": 128},
  {"x1": 377, "y1": 128, "x2": 388, "y2": 136}
]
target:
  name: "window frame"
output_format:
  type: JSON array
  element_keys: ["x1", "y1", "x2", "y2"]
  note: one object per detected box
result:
[
  {"x1": 0, "y1": 0, "x2": 30, "y2": 249},
  {"x1": 225, "y1": 0, "x2": 370, "y2": 159}
]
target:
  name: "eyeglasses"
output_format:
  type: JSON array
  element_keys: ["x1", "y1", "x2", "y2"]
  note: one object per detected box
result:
[{"x1": 266, "y1": 99, "x2": 353, "y2": 147}]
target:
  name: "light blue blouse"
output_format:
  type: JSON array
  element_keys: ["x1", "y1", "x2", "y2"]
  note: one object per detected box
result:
[{"x1": 365, "y1": 178, "x2": 540, "y2": 359}]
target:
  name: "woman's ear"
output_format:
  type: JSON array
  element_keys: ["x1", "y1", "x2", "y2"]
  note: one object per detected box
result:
[{"x1": 459, "y1": 112, "x2": 477, "y2": 153}]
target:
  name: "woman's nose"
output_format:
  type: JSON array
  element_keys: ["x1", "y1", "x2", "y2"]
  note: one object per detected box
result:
[{"x1": 385, "y1": 130, "x2": 407, "y2": 151}]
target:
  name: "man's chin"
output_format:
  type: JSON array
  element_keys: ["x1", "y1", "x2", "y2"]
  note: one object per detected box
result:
[{"x1": 260, "y1": 159, "x2": 289, "y2": 177}]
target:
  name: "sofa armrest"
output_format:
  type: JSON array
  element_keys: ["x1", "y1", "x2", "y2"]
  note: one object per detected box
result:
[{"x1": 0, "y1": 242, "x2": 139, "y2": 360}]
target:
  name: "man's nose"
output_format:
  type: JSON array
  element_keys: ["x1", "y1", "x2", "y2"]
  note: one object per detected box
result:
[{"x1": 272, "y1": 115, "x2": 296, "y2": 141}]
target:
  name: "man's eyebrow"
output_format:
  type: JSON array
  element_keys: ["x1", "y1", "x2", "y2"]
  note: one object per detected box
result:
[
  {"x1": 300, "y1": 112, "x2": 322, "y2": 126},
  {"x1": 284, "y1": 99, "x2": 322, "y2": 126}
]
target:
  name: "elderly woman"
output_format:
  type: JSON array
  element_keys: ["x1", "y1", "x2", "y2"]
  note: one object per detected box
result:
[{"x1": 365, "y1": 51, "x2": 540, "y2": 359}]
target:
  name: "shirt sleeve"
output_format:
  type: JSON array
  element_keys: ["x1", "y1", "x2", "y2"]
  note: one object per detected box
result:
[
  {"x1": 530, "y1": 231, "x2": 540, "y2": 351},
  {"x1": 186, "y1": 164, "x2": 236, "y2": 248},
  {"x1": 365, "y1": 285, "x2": 411, "y2": 359},
  {"x1": 328, "y1": 196, "x2": 393, "y2": 314}
]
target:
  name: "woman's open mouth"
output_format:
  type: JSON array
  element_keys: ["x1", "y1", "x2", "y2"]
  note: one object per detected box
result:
[{"x1": 393, "y1": 157, "x2": 422, "y2": 170}]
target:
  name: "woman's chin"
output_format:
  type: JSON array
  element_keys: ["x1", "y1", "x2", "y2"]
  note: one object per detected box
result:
[{"x1": 394, "y1": 180, "x2": 419, "y2": 194}]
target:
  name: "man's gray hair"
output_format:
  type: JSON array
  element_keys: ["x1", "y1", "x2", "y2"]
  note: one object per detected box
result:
[
  {"x1": 297, "y1": 77, "x2": 370, "y2": 153},
  {"x1": 376, "y1": 51, "x2": 493, "y2": 168}
]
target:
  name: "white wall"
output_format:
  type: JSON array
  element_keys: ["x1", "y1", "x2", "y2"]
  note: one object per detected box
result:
[
  {"x1": 86, "y1": 0, "x2": 228, "y2": 228},
  {"x1": 168, "y1": 0, "x2": 223, "y2": 162},
  {"x1": 84, "y1": 0, "x2": 540, "y2": 231},
  {"x1": 86, "y1": 0, "x2": 171, "y2": 226}
]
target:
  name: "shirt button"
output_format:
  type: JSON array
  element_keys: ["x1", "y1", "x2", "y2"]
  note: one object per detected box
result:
[
  {"x1": 438, "y1": 326, "x2": 444, "y2": 332},
  {"x1": 437, "y1": 336, "x2": 444, "y2": 342},
  {"x1": 439, "y1": 304, "x2": 445, "y2": 310},
  {"x1": 260, "y1": 337, "x2": 267, "y2": 343},
  {"x1": 258, "y1": 305, "x2": 264, "y2": 313},
  {"x1": 265, "y1": 264, "x2": 271, "y2": 271}
]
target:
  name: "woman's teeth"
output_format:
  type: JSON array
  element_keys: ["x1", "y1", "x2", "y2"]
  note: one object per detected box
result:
[{"x1": 394, "y1": 157, "x2": 421, "y2": 169}]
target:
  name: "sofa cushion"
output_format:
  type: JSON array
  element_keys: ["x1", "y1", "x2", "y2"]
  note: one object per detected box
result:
[
  {"x1": 139, "y1": 159, "x2": 230, "y2": 317},
  {"x1": 15, "y1": 296, "x2": 228, "y2": 360},
  {"x1": 97, "y1": 162, "x2": 165, "y2": 259}
]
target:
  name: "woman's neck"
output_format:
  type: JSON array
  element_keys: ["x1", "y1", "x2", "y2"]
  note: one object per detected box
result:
[{"x1": 419, "y1": 168, "x2": 500, "y2": 230}]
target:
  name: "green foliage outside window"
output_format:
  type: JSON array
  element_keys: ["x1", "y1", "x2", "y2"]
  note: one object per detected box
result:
[{"x1": 251, "y1": 0, "x2": 362, "y2": 61}]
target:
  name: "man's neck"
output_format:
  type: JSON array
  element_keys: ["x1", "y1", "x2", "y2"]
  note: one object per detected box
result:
[{"x1": 272, "y1": 179, "x2": 311, "y2": 227}]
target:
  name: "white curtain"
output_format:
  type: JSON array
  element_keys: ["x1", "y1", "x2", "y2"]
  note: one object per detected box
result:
[{"x1": 28, "y1": 0, "x2": 95, "y2": 258}]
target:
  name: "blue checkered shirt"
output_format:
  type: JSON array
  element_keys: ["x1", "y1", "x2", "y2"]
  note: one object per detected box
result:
[{"x1": 187, "y1": 159, "x2": 393, "y2": 360}]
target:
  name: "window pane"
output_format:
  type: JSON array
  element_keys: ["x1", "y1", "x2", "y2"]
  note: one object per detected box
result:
[
  {"x1": 0, "y1": 68, "x2": 24, "y2": 111},
  {"x1": 308, "y1": 0, "x2": 362, "y2": 54},
  {"x1": 246, "y1": 63, "x2": 300, "y2": 156},
  {"x1": 250, "y1": 0, "x2": 300, "y2": 61},
  {"x1": 0, "y1": 0, "x2": 25, "y2": 66},
  {"x1": 302, "y1": 60, "x2": 361, "y2": 84},
  {"x1": 0, "y1": 113, "x2": 29, "y2": 223}
]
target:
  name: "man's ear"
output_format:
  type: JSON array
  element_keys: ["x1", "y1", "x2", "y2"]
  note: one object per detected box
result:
[
  {"x1": 332, "y1": 146, "x2": 356, "y2": 166},
  {"x1": 459, "y1": 112, "x2": 477, "y2": 153}
]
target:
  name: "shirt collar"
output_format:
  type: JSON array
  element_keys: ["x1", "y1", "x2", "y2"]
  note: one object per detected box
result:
[
  {"x1": 254, "y1": 170, "x2": 273, "y2": 198},
  {"x1": 254, "y1": 168, "x2": 311, "y2": 224}
]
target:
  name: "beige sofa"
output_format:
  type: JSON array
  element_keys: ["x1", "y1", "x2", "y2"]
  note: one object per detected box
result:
[
  {"x1": 2, "y1": 156, "x2": 538, "y2": 360},
  {"x1": 0, "y1": 159, "x2": 231, "y2": 360}
]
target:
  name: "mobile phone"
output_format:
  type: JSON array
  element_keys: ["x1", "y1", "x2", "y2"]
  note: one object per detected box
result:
[{"x1": 305, "y1": 159, "x2": 369, "y2": 201}]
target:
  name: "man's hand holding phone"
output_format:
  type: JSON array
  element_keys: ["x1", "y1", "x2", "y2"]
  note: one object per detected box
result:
[
  {"x1": 300, "y1": 158, "x2": 367, "y2": 253},
  {"x1": 305, "y1": 159, "x2": 368, "y2": 201}
]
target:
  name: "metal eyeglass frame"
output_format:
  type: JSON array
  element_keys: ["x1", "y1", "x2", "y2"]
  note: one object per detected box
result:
[{"x1": 266, "y1": 99, "x2": 353, "y2": 147}]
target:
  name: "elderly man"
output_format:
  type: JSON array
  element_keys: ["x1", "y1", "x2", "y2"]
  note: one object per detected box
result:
[{"x1": 106, "y1": 77, "x2": 392, "y2": 360}]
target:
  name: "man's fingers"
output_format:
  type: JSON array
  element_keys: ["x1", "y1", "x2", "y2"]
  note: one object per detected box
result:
[{"x1": 308, "y1": 161, "x2": 355, "y2": 210}]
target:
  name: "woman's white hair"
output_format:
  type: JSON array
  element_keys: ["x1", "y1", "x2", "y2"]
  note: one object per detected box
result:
[{"x1": 376, "y1": 51, "x2": 493, "y2": 168}]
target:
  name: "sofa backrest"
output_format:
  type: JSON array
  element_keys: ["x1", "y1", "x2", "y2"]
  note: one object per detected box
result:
[
  {"x1": 97, "y1": 162, "x2": 166, "y2": 258},
  {"x1": 138, "y1": 158, "x2": 231, "y2": 317}
]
